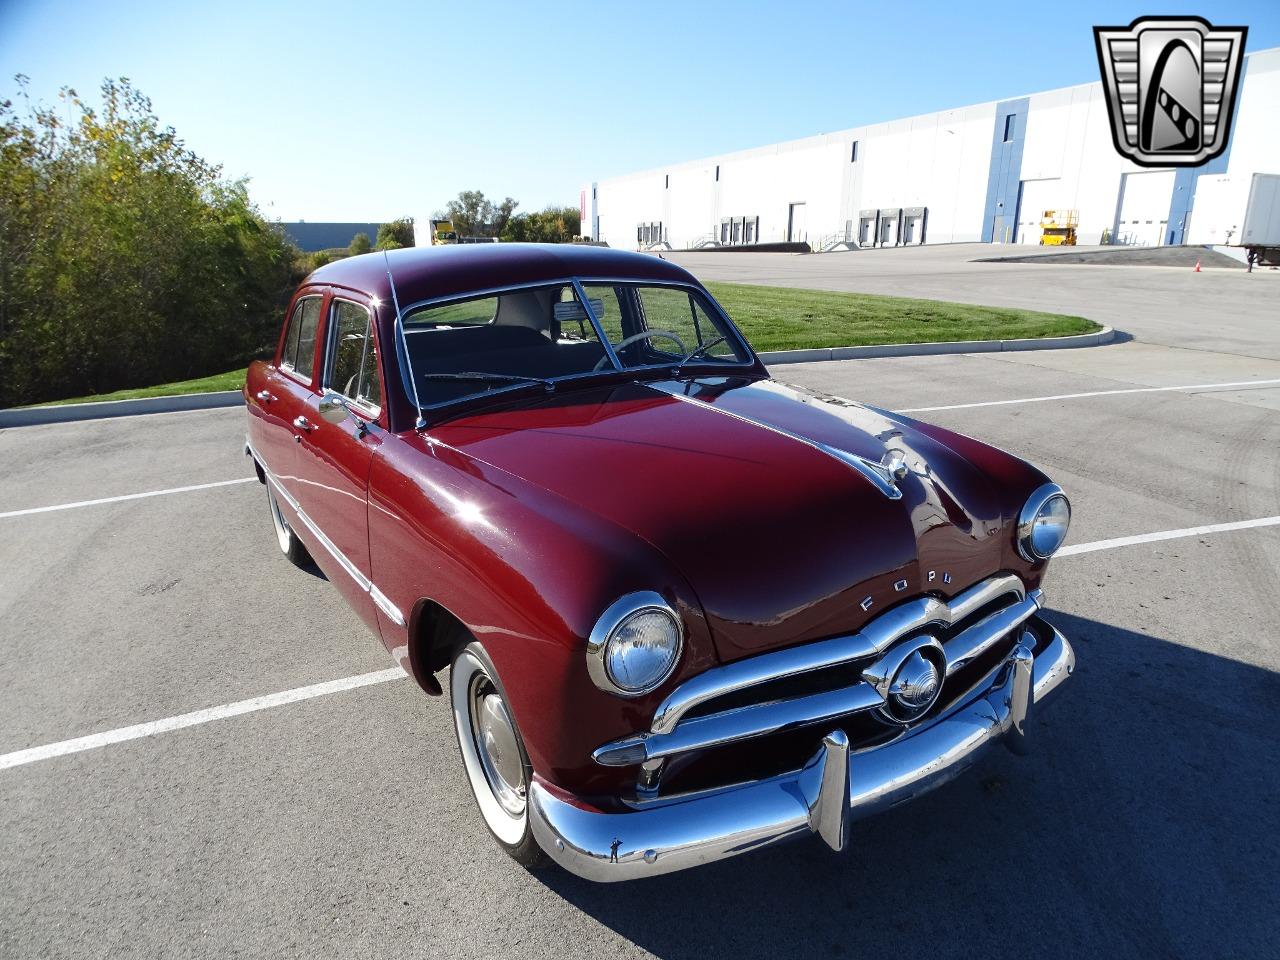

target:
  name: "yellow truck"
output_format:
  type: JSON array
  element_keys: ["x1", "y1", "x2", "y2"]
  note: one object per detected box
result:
[
  {"x1": 1039, "y1": 210, "x2": 1078, "y2": 246},
  {"x1": 430, "y1": 218, "x2": 459, "y2": 245}
]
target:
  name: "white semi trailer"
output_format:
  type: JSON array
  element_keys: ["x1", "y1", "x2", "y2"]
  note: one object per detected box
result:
[{"x1": 1187, "y1": 172, "x2": 1280, "y2": 271}]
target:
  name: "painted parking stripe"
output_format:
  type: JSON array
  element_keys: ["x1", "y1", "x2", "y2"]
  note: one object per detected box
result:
[
  {"x1": 1, "y1": 513, "x2": 1276, "y2": 773},
  {"x1": 0, "y1": 668, "x2": 406, "y2": 771},
  {"x1": 1058, "y1": 515, "x2": 1280, "y2": 557},
  {"x1": 0, "y1": 477, "x2": 256, "y2": 519},
  {"x1": 898, "y1": 378, "x2": 1280, "y2": 413},
  {"x1": 8, "y1": 380, "x2": 1278, "y2": 519}
]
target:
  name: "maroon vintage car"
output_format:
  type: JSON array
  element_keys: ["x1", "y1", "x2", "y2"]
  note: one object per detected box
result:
[{"x1": 244, "y1": 243, "x2": 1074, "y2": 881}]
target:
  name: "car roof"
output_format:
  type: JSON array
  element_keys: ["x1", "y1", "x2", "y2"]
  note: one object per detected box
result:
[{"x1": 306, "y1": 243, "x2": 700, "y2": 307}]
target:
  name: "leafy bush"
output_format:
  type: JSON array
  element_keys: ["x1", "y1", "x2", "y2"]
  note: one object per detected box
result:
[
  {"x1": 500, "y1": 205, "x2": 581, "y2": 244},
  {"x1": 0, "y1": 76, "x2": 303, "y2": 406},
  {"x1": 375, "y1": 217, "x2": 414, "y2": 250},
  {"x1": 348, "y1": 231, "x2": 373, "y2": 256}
]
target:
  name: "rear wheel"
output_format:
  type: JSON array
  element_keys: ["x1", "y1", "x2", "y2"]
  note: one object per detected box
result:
[
  {"x1": 266, "y1": 484, "x2": 312, "y2": 568},
  {"x1": 450, "y1": 641, "x2": 547, "y2": 868}
]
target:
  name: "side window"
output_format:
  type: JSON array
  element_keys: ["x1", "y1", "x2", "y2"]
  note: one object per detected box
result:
[
  {"x1": 327, "y1": 300, "x2": 381, "y2": 411},
  {"x1": 282, "y1": 301, "x2": 304, "y2": 369},
  {"x1": 293, "y1": 299, "x2": 322, "y2": 379},
  {"x1": 281, "y1": 296, "x2": 322, "y2": 379}
]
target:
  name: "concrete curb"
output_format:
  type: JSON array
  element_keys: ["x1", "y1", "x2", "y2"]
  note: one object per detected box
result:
[
  {"x1": 0, "y1": 390, "x2": 243, "y2": 428},
  {"x1": 1, "y1": 325, "x2": 1115, "y2": 426},
  {"x1": 758, "y1": 326, "x2": 1115, "y2": 365}
]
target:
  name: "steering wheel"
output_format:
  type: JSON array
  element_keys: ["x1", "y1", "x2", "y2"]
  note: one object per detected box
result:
[{"x1": 593, "y1": 330, "x2": 688, "y2": 371}]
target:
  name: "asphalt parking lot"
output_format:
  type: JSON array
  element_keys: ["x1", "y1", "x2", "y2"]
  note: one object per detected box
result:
[{"x1": 2, "y1": 251, "x2": 1278, "y2": 959}]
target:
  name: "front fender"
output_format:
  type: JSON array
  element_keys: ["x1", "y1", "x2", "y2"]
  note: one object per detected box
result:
[{"x1": 368, "y1": 432, "x2": 715, "y2": 800}]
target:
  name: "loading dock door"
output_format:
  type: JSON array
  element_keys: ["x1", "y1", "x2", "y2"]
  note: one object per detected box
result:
[
  {"x1": 787, "y1": 203, "x2": 807, "y2": 243},
  {"x1": 1116, "y1": 171, "x2": 1176, "y2": 247}
]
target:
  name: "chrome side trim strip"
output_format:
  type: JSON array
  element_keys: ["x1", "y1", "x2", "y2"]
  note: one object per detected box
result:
[
  {"x1": 645, "y1": 383, "x2": 902, "y2": 499},
  {"x1": 246, "y1": 438, "x2": 404, "y2": 627},
  {"x1": 648, "y1": 574, "x2": 1025, "y2": 736},
  {"x1": 370, "y1": 584, "x2": 406, "y2": 627}
]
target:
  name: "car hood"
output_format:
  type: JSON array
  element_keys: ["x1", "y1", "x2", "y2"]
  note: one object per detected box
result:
[{"x1": 431, "y1": 375, "x2": 1044, "y2": 663}]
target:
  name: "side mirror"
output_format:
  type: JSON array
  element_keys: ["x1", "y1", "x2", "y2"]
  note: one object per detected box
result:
[{"x1": 318, "y1": 391, "x2": 351, "y2": 425}]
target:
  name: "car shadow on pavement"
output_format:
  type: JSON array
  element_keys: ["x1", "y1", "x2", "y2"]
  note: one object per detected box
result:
[{"x1": 536, "y1": 610, "x2": 1279, "y2": 960}]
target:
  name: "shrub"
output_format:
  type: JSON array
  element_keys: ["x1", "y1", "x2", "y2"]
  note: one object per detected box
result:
[
  {"x1": 0, "y1": 76, "x2": 303, "y2": 406},
  {"x1": 375, "y1": 217, "x2": 414, "y2": 250}
]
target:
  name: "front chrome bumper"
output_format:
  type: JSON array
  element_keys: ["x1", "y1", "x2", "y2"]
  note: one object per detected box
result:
[{"x1": 529, "y1": 619, "x2": 1074, "y2": 882}]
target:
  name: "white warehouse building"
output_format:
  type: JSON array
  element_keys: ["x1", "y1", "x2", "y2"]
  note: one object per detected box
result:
[{"x1": 582, "y1": 46, "x2": 1280, "y2": 252}]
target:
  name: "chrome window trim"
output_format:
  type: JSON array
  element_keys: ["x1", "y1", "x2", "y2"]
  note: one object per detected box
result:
[
  {"x1": 393, "y1": 276, "x2": 759, "y2": 418},
  {"x1": 574, "y1": 277, "x2": 755, "y2": 371},
  {"x1": 1016, "y1": 482, "x2": 1070, "y2": 561},
  {"x1": 323, "y1": 295, "x2": 382, "y2": 420},
  {"x1": 279, "y1": 295, "x2": 325, "y2": 388},
  {"x1": 586, "y1": 591, "x2": 684, "y2": 698},
  {"x1": 246, "y1": 436, "x2": 404, "y2": 627}
]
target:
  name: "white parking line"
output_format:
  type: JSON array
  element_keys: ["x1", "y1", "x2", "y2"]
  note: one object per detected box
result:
[
  {"x1": 1058, "y1": 515, "x2": 1280, "y2": 556},
  {"x1": 0, "y1": 668, "x2": 406, "y2": 771},
  {"x1": 897, "y1": 378, "x2": 1280, "y2": 413},
  {"x1": 0, "y1": 477, "x2": 256, "y2": 519},
  {"x1": 1, "y1": 513, "x2": 1276, "y2": 774}
]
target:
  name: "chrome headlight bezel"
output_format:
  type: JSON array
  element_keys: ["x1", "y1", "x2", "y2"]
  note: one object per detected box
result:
[
  {"x1": 586, "y1": 592, "x2": 683, "y2": 697},
  {"x1": 1016, "y1": 483, "x2": 1071, "y2": 561}
]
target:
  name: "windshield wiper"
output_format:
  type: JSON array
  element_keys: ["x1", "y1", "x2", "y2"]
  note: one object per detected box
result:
[
  {"x1": 674, "y1": 336, "x2": 728, "y2": 372},
  {"x1": 419, "y1": 372, "x2": 557, "y2": 393}
]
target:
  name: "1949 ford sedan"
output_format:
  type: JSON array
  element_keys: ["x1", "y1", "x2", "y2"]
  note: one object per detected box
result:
[{"x1": 244, "y1": 243, "x2": 1074, "y2": 881}]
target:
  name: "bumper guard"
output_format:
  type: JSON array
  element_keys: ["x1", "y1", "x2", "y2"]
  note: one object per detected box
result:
[{"x1": 529, "y1": 619, "x2": 1074, "y2": 881}]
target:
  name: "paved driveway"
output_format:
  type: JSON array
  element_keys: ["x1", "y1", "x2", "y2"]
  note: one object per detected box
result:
[
  {"x1": 669, "y1": 244, "x2": 1280, "y2": 361},
  {"x1": 2, "y1": 249, "x2": 1278, "y2": 958}
]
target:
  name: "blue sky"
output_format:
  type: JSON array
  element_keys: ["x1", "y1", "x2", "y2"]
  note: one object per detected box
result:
[{"x1": 2, "y1": 1, "x2": 1276, "y2": 221}]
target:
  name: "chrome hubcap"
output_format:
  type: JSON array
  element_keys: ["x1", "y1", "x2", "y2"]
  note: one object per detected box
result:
[{"x1": 469, "y1": 677, "x2": 526, "y2": 818}]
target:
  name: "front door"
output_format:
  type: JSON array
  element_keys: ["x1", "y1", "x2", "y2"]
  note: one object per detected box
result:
[
  {"x1": 788, "y1": 203, "x2": 807, "y2": 243},
  {"x1": 293, "y1": 294, "x2": 386, "y2": 634}
]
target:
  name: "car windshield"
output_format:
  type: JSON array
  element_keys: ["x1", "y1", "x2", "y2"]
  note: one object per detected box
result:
[{"x1": 401, "y1": 280, "x2": 752, "y2": 409}]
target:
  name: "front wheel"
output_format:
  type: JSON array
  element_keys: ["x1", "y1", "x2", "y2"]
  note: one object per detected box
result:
[{"x1": 450, "y1": 642, "x2": 547, "y2": 868}]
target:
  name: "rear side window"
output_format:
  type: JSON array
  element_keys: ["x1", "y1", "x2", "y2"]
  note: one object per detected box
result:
[
  {"x1": 327, "y1": 300, "x2": 381, "y2": 411},
  {"x1": 281, "y1": 296, "x2": 322, "y2": 379}
]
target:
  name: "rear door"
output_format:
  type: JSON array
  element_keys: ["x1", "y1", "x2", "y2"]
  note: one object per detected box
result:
[
  {"x1": 253, "y1": 292, "x2": 325, "y2": 498},
  {"x1": 293, "y1": 293, "x2": 386, "y2": 633}
]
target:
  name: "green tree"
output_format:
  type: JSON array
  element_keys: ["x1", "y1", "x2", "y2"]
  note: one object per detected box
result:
[
  {"x1": 0, "y1": 76, "x2": 301, "y2": 406},
  {"x1": 348, "y1": 231, "x2": 372, "y2": 256},
  {"x1": 500, "y1": 205, "x2": 581, "y2": 244},
  {"x1": 374, "y1": 217, "x2": 415, "y2": 250},
  {"x1": 434, "y1": 191, "x2": 518, "y2": 238}
]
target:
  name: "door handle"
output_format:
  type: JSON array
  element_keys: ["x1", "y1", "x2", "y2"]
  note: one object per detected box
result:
[
  {"x1": 293, "y1": 415, "x2": 313, "y2": 432},
  {"x1": 256, "y1": 390, "x2": 273, "y2": 403}
]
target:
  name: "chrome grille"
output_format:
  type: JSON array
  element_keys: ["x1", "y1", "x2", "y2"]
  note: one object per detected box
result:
[{"x1": 594, "y1": 575, "x2": 1042, "y2": 778}]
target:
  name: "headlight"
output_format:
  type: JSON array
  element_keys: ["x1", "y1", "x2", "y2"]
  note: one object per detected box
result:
[
  {"x1": 1017, "y1": 483, "x2": 1071, "y2": 561},
  {"x1": 586, "y1": 592, "x2": 683, "y2": 697}
]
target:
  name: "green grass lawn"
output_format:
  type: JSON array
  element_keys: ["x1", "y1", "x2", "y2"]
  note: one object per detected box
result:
[
  {"x1": 30, "y1": 368, "x2": 246, "y2": 407},
  {"x1": 706, "y1": 281, "x2": 1099, "y2": 352},
  {"x1": 28, "y1": 284, "x2": 1098, "y2": 406}
]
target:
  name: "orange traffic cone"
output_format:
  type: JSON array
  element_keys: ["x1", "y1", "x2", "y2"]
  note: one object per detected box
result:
[{"x1": 1194, "y1": 259, "x2": 1201, "y2": 272}]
